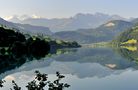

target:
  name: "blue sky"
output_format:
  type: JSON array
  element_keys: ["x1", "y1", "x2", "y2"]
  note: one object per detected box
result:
[{"x1": 0, "y1": 0, "x2": 138, "y2": 18}]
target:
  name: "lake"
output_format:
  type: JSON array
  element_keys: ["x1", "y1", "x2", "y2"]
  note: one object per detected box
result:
[{"x1": 1, "y1": 47, "x2": 138, "y2": 90}]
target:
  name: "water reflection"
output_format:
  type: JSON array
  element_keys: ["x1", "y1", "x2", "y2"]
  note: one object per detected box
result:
[
  {"x1": 1, "y1": 46, "x2": 138, "y2": 90},
  {"x1": 2, "y1": 47, "x2": 138, "y2": 78},
  {"x1": 0, "y1": 47, "x2": 77, "y2": 76},
  {"x1": 116, "y1": 46, "x2": 138, "y2": 62}
]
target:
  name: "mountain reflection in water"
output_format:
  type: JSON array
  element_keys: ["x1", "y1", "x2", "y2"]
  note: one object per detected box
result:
[{"x1": 1, "y1": 46, "x2": 138, "y2": 90}]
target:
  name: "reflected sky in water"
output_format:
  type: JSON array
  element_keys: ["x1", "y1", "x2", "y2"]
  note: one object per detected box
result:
[{"x1": 1, "y1": 47, "x2": 138, "y2": 90}]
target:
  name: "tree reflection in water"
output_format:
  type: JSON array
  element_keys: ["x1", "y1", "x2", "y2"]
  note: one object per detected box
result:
[{"x1": 0, "y1": 46, "x2": 73, "y2": 90}]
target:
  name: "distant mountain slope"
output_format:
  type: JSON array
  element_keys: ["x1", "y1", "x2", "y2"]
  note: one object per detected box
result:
[
  {"x1": 127, "y1": 17, "x2": 138, "y2": 25},
  {"x1": 53, "y1": 31, "x2": 98, "y2": 44},
  {"x1": 88, "y1": 20, "x2": 133, "y2": 35},
  {"x1": 131, "y1": 18, "x2": 138, "y2": 24},
  {"x1": 53, "y1": 20, "x2": 133, "y2": 44},
  {"x1": 0, "y1": 17, "x2": 52, "y2": 35},
  {"x1": 8, "y1": 13, "x2": 126, "y2": 32},
  {"x1": 14, "y1": 23, "x2": 52, "y2": 35}
]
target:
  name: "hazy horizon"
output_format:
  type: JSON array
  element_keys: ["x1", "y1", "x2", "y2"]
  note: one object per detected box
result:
[
  {"x1": 0, "y1": 0, "x2": 138, "y2": 19},
  {"x1": 3, "y1": 12, "x2": 131, "y2": 21}
]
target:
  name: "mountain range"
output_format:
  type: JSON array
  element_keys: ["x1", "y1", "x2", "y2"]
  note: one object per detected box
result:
[
  {"x1": 7, "y1": 13, "x2": 127, "y2": 32},
  {"x1": 0, "y1": 18, "x2": 52, "y2": 35},
  {"x1": 53, "y1": 20, "x2": 134, "y2": 44},
  {"x1": 2, "y1": 12, "x2": 138, "y2": 44}
]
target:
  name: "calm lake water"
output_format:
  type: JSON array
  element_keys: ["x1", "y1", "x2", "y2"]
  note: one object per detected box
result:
[{"x1": 1, "y1": 47, "x2": 138, "y2": 90}]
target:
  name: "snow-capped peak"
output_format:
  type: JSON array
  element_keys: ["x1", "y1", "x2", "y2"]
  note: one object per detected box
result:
[
  {"x1": 105, "y1": 22, "x2": 115, "y2": 27},
  {"x1": 4, "y1": 14, "x2": 42, "y2": 21}
]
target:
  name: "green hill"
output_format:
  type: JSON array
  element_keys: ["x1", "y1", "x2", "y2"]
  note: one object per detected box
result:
[
  {"x1": 112, "y1": 25, "x2": 138, "y2": 46},
  {"x1": 54, "y1": 20, "x2": 133, "y2": 44}
]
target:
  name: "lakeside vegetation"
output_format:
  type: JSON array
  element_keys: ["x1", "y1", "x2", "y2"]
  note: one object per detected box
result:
[
  {"x1": 111, "y1": 25, "x2": 138, "y2": 47},
  {"x1": 0, "y1": 26, "x2": 81, "y2": 56},
  {"x1": 0, "y1": 71, "x2": 70, "y2": 90}
]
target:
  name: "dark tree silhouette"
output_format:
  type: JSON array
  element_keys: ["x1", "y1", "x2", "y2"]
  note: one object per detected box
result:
[{"x1": 0, "y1": 71, "x2": 70, "y2": 90}]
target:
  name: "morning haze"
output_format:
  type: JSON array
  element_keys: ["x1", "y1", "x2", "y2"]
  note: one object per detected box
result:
[
  {"x1": 0, "y1": 0, "x2": 138, "y2": 19},
  {"x1": 0, "y1": 0, "x2": 138, "y2": 90}
]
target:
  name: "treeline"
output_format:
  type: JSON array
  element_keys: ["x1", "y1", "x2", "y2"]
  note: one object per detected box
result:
[
  {"x1": 0, "y1": 26, "x2": 50, "y2": 57},
  {"x1": 0, "y1": 26, "x2": 81, "y2": 56}
]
